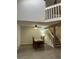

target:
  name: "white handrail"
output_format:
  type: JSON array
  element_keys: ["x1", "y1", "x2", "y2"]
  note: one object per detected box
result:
[
  {"x1": 45, "y1": 29, "x2": 54, "y2": 47},
  {"x1": 45, "y1": 3, "x2": 61, "y2": 20},
  {"x1": 45, "y1": 3, "x2": 61, "y2": 10}
]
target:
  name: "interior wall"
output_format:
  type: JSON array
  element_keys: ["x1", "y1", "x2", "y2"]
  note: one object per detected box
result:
[
  {"x1": 21, "y1": 26, "x2": 53, "y2": 47},
  {"x1": 17, "y1": 0, "x2": 45, "y2": 21},
  {"x1": 56, "y1": 26, "x2": 61, "y2": 40},
  {"x1": 17, "y1": 25, "x2": 21, "y2": 49},
  {"x1": 21, "y1": 26, "x2": 42, "y2": 44},
  {"x1": 49, "y1": 27, "x2": 54, "y2": 33}
]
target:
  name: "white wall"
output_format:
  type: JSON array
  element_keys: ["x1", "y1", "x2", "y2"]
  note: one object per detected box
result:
[
  {"x1": 17, "y1": 25, "x2": 21, "y2": 49},
  {"x1": 17, "y1": 0, "x2": 45, "y2": 21},
  {"x1": 21, "y1": 26, "x2": 53, "y2": 47},
  {"x1": 21, "y1": 26, "x2": 42, "y2": 44}
]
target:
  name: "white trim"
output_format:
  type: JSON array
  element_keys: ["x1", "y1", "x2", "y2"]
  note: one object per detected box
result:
[
  {"x1": 45, "y1": 3, "x2": 61, "y2": 10},
  {"x1": 45, "y1": 17, "x2": 61, "y2": 22}
]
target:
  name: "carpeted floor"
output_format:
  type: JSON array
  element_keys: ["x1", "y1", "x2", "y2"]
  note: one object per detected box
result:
[{"x1": 17, "y1": 44, "x2": 61, "y2": 59}]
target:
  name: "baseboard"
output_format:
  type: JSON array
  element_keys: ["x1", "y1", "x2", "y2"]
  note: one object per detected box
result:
[{"x1": 20, "y1": 44, "x2": 33, "y2": 46}]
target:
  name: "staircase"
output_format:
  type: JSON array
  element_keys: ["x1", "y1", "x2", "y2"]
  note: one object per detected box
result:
[
  {"x1": 52, "y1": 33, "x2": 61, "y2": 48},
  {"x1": 47, "y1": 29, "x2": 61, "y2": 48}
]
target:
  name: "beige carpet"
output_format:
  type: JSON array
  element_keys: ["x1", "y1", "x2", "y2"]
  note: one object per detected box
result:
[{"x1": 17, "y1": 44, "x2": 61, "y2": 59}]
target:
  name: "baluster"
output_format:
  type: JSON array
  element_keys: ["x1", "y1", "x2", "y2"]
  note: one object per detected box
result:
[
  {"x1": 48, "y1": 9, "x2": 50, "y2": 19},
  {"x1": 53, "y1": 7, "x2": 55, "y2": 18},
  {"x1": 58, "y1": 6, "x2": 59, "y2": 17},
  {"x1": 49, "y1": 9, "x2": 51, "y2": 19},
  {"x1": 47, "y1": 9, "x2": 49, "y2": 19},
  {"x1": 55, "y1": 7, "x2": 57, "y2": 18},
  {"x1": 57, "y1": 6, "x2": 58, "y2": 17},
  {"x1": 52, "y1": 8, "x2": 54, "y2": 18},
  {"x1": 54, "y1": 7, "x2": 56, "y2": 18},
  {"x1": 51, "y1": 8, "x2": 52, "y2": 19},
  {"x1": 59, "y1": 5, "x2": 61, "y2": 17}
]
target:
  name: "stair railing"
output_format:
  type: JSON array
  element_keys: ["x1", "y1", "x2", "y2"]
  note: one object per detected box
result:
[{"x1": 45, "y1": 3, "x2": 61, "y2": 20}]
